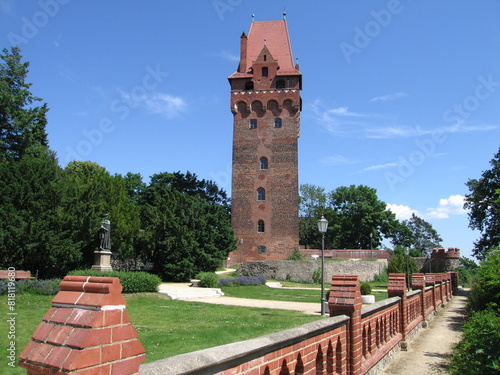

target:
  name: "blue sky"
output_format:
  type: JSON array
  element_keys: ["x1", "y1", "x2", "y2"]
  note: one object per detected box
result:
[{"x1": 1, "y1": 1, "x2": 499, "y2": 259}]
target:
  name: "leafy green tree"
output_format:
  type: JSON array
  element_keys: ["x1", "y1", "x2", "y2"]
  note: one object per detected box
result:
[
  {"x1": 122, "y1": 172, "x2": 146, "y2": 204},
  {"x1": 140, "y1": 172, "x2": 235, "y2": 281},
  {"x1": 464, "y1": 148, "x2": 500, "y2": 259},
  {"x1": 0, "y1": 150, "x2": 80, "y2": 278},
  {"x1": 299, "y1": 184, "x2": 327, "y2": 249},
  {"x1": 404, "y1": 213, "x2": 442, "y2": 256},
  {"x1": 467, "y1": 248, "x2": 500, "y2": 315},
  {"x1": 59, "y1": 161, "x2": 140, "y2": 268},
  {"x1": 0, "y1": 46, "x2": 49, "y2": 161},
  {"x1": 387, "y1": 253, "x2": 418, "y2": 285},
  {"x1": 327, "y1": 185, "x2": 398, "y2": 249}
]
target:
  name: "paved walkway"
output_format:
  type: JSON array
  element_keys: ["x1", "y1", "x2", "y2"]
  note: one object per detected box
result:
[{"x1": 379, "y1": 289, "x2": 467, "y2": 375}]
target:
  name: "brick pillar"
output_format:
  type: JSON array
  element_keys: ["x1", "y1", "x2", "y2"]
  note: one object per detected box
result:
[
  {"x1": 425, "y1": 274, "x2": 436, "y2": 311},
  {"x1": 328, "y1": 275, "x2": 362, "y2": 375},
  {"x1": 433, "y1": 274, "x2": 443, "y2": 306},
  {"x1": 411, "y1": 273, "x2": 426, "y2": 327},
  {"x1": 388, "y1": 273, "x2": 408, "y2": 350},
  {"x1": 19, "y1": 276, "x2": 145, "y2": 374}
]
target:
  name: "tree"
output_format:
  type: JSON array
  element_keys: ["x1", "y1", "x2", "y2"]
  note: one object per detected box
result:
[
  {"x1": 59, "y1": 161, "x2": 141, "y2": 268},
  {"x1": 327, "y1": 185, "x2": 398, "y2": 249},
  {"x1": 387, "y1": 253, "x2": 418, "y2": 284},
  {"x1": 0, "y1": 46, "x2": 49, "y2": 161},
  {"x1": 0, "y1": 150, "x2": 80, "y2": 278},
  {"x1": 464, "y1": 148, "x2": 500, "y2": 259},
  {"x1": 299, "y1": 184, "x2": 327, "y2": 249},
  {"x1": 404, "y1": 214, "x2": 442, "y2": 257},
  {"x1": 140, "y1": 172, "x2": 235, "y2": 281}
]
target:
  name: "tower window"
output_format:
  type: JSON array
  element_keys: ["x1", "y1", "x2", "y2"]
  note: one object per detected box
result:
[
  {"x1": 263, "y1": 55, "x2": 267, "y2": 61},
  {"x1": 258, "y1": 245, "x2": 267, "y2": 254},
  {"x1": 258, "y1": 220, "x2": 265, "y2": 233},
  {"x1": 262, "y1": 67, "x2": 268, "y2": 77},
  {"x1": 257, "y1": 188, "x2": 266, "y2": 201},
  {"x1": 276, "y1": 80, "x2": 285, "y2": 89},
  {"x1": 250, "y1": 119, "x2": 257, "y2": 129},
  {"x1": 260, "y1": 157, "x2": 268, "y2": 170},
  {"x1": 274, "y1": 118, "x2": 282, "y2": 128}
]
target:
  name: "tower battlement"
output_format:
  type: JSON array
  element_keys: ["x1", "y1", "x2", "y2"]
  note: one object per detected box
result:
[{"x1": 431, "y1": 247, "x2": 461, "y2": 259}]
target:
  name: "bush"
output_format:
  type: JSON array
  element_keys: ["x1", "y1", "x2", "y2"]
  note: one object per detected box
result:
[
  {"x1": 219, "y1": 276, "x2": 266, "y2": 287},
  {"x1": 312, "y1": 268, "x2": 322, "y2": 284},
  {"x1": 466, "y1": 250, "x2": 500, "y2": 315},
  {"x1": 449, "y1": 310, "x2": 500, "y2": 375},
  {"x1": 0, "y1": 279, "x2": 61, "y2": 295},
  {"x1": 68, "y1": 270, "x2": 161, "y2": 293},
  {"x1": 373, "y1": 268, "x2": 388, "y2": 283},
  {"x1": 287, "y1": 248, "x2": 305, "y2": 260},
  {"x1": 360, "y1": 283, "x2": 372, "y2": 295},
  {"x1": 195, "y1": 272, "x2": 219, "y2": 288}
]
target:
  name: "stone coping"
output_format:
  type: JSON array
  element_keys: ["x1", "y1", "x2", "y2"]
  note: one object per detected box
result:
[{"x1": 139, "y1": 315, "x2": 350, "y2": 375}]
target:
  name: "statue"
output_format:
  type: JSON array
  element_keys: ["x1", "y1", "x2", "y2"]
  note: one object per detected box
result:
[{"x1": 98, "y1": 214, "x2": 111, "y2": 250}]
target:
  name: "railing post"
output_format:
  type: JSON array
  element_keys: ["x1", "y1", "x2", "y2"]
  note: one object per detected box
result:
[
  {"x1": 388, "y1": 273, "x2": 408, "y2": 350},
  {"x1": 328, "y1": 275, "x2": 362, "y2": 375},
  {"x1": 411, "y1": 273, "x2": 426, "y2": 327}
]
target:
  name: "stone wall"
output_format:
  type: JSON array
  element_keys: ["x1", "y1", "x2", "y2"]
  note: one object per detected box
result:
[{"x1": 236, "y1": 260, "x2": 387, "y2": 283}]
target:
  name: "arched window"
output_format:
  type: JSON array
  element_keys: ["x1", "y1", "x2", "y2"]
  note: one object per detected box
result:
[
  {"x1": 260, "y1": 157, "x2": 268, "y2": 170},
  {"x1": 258, "y1": 220, "x2": 265, "y2": 233},
  {"x1": 262, "y1": 67, "x2": 268, "y2": 77},
  {"x1": 257, "y1": 188, "x2": 266, "y2": 201}
]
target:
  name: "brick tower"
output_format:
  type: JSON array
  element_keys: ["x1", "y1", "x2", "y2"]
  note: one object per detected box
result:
[{"x1": 228, "y1": 19, "x2": 302, "y2": 264}]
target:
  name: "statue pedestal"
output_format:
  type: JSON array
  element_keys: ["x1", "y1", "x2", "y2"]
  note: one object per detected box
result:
[{"x1": 91, "y1": 250, "x2": 113, "y2": 272}]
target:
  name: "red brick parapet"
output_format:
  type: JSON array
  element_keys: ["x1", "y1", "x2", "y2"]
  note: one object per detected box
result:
[{"x1": 19, "y1": 276, "x2": 145, "y2": 375}]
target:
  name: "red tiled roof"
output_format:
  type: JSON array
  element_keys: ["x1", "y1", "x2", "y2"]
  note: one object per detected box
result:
[{"x1": 230, "y1": 20, "x2": 300, "y2": 79}]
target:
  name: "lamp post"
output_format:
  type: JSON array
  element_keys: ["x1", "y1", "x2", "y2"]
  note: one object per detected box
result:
[
  {"x1": 405, "y1": 247, "x2": 410, "y2": 291},
  {"x1": 317, "y1": 215, "x2": 328, "y2": 316}
]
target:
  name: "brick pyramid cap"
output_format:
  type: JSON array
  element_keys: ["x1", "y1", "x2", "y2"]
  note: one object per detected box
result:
[
  {"x1": 328, "y1": 275, "x2": 362, "y2": 316},
  {"x1": 19, "y1": 276, "x2": 145, "y2": 375},
  {"x1": 411, "y1": 273, "x2": 425, "y2": 290},
  {"x1": 388, "y1": 273, "x2": 406, "y2": 298}
]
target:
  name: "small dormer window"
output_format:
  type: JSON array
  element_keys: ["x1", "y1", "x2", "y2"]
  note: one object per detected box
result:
[
  {"x1": 264, "y1": 55, "x2": 267, "y2": 62},
  {"x1": 262, "y1": 67, "x2": 268, "y2": 77}
]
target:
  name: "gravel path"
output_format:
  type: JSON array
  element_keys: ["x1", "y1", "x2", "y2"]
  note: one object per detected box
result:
[{"x1": 379, "y1": 289, "x2": 467, "y2": 375}]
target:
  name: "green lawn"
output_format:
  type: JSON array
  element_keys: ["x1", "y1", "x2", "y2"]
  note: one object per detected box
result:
[
  {"x1": 222, "y1": 285, "x2": 388, "y2": 303},
  {"x1": 0, "y1": 293, "x2": 320, "y2": 373}
]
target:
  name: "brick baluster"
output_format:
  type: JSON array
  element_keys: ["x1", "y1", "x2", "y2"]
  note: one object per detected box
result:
[
  {"x1": 19, "y1": 276, "x2": 145, "y2": 374},
  {"x1": 328, "y1": 275, "x2": 362, "y2": 375}
]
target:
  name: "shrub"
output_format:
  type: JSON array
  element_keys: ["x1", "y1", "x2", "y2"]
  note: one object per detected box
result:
[
  {"x1": 312, "y1": 268, "x2": 322, "y2": 284},
  {"x1": 0, "y1": 279, "x2": 61, "y2": 295},
  {"x1": 219, "y1": 276, "x2": 266, "y2": 287},
  {"x1": 68, "y1": 270, "x2": 161, "y2": 293},
  {"x1": 287, "y1": 248, "x2": 305, "y2": 260},
  {"x1": 195, "y1": 272, "x2": 219, "y2": 288},
  {"x1": 466, "y1": 250, "x2": 500, "y2": 315},
  {"x1": 373, "y1": 268, "x2": 388, "y2": 283},
  {"x1": 449, "y1": 310, "x2": 500, "y2": 375},
  {"x1": 360, "y1": 283, "x2": 372, "y2": 295}
]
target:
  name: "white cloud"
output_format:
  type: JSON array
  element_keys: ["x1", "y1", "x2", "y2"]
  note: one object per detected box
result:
[
  {"x1": 145, "y1": 93, "x2": 187, "y2": 118},
  {"x1": 386, "y1": 204, "x2": 419, "y2": 220},
  {"x1": 370, "y1": 92, "x2": 407, "y2": 102},
  {"x1": 426, "y1": 195, "x2": 467, "y2": 219}
]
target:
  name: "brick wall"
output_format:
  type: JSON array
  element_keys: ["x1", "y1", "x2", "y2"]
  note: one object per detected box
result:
[
  {"x1": 140, "y1": 272, "x2": 457, "y2": 375},
  {"x1": 19, "y1": 276, "x2": 145, "y2": 374}
]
